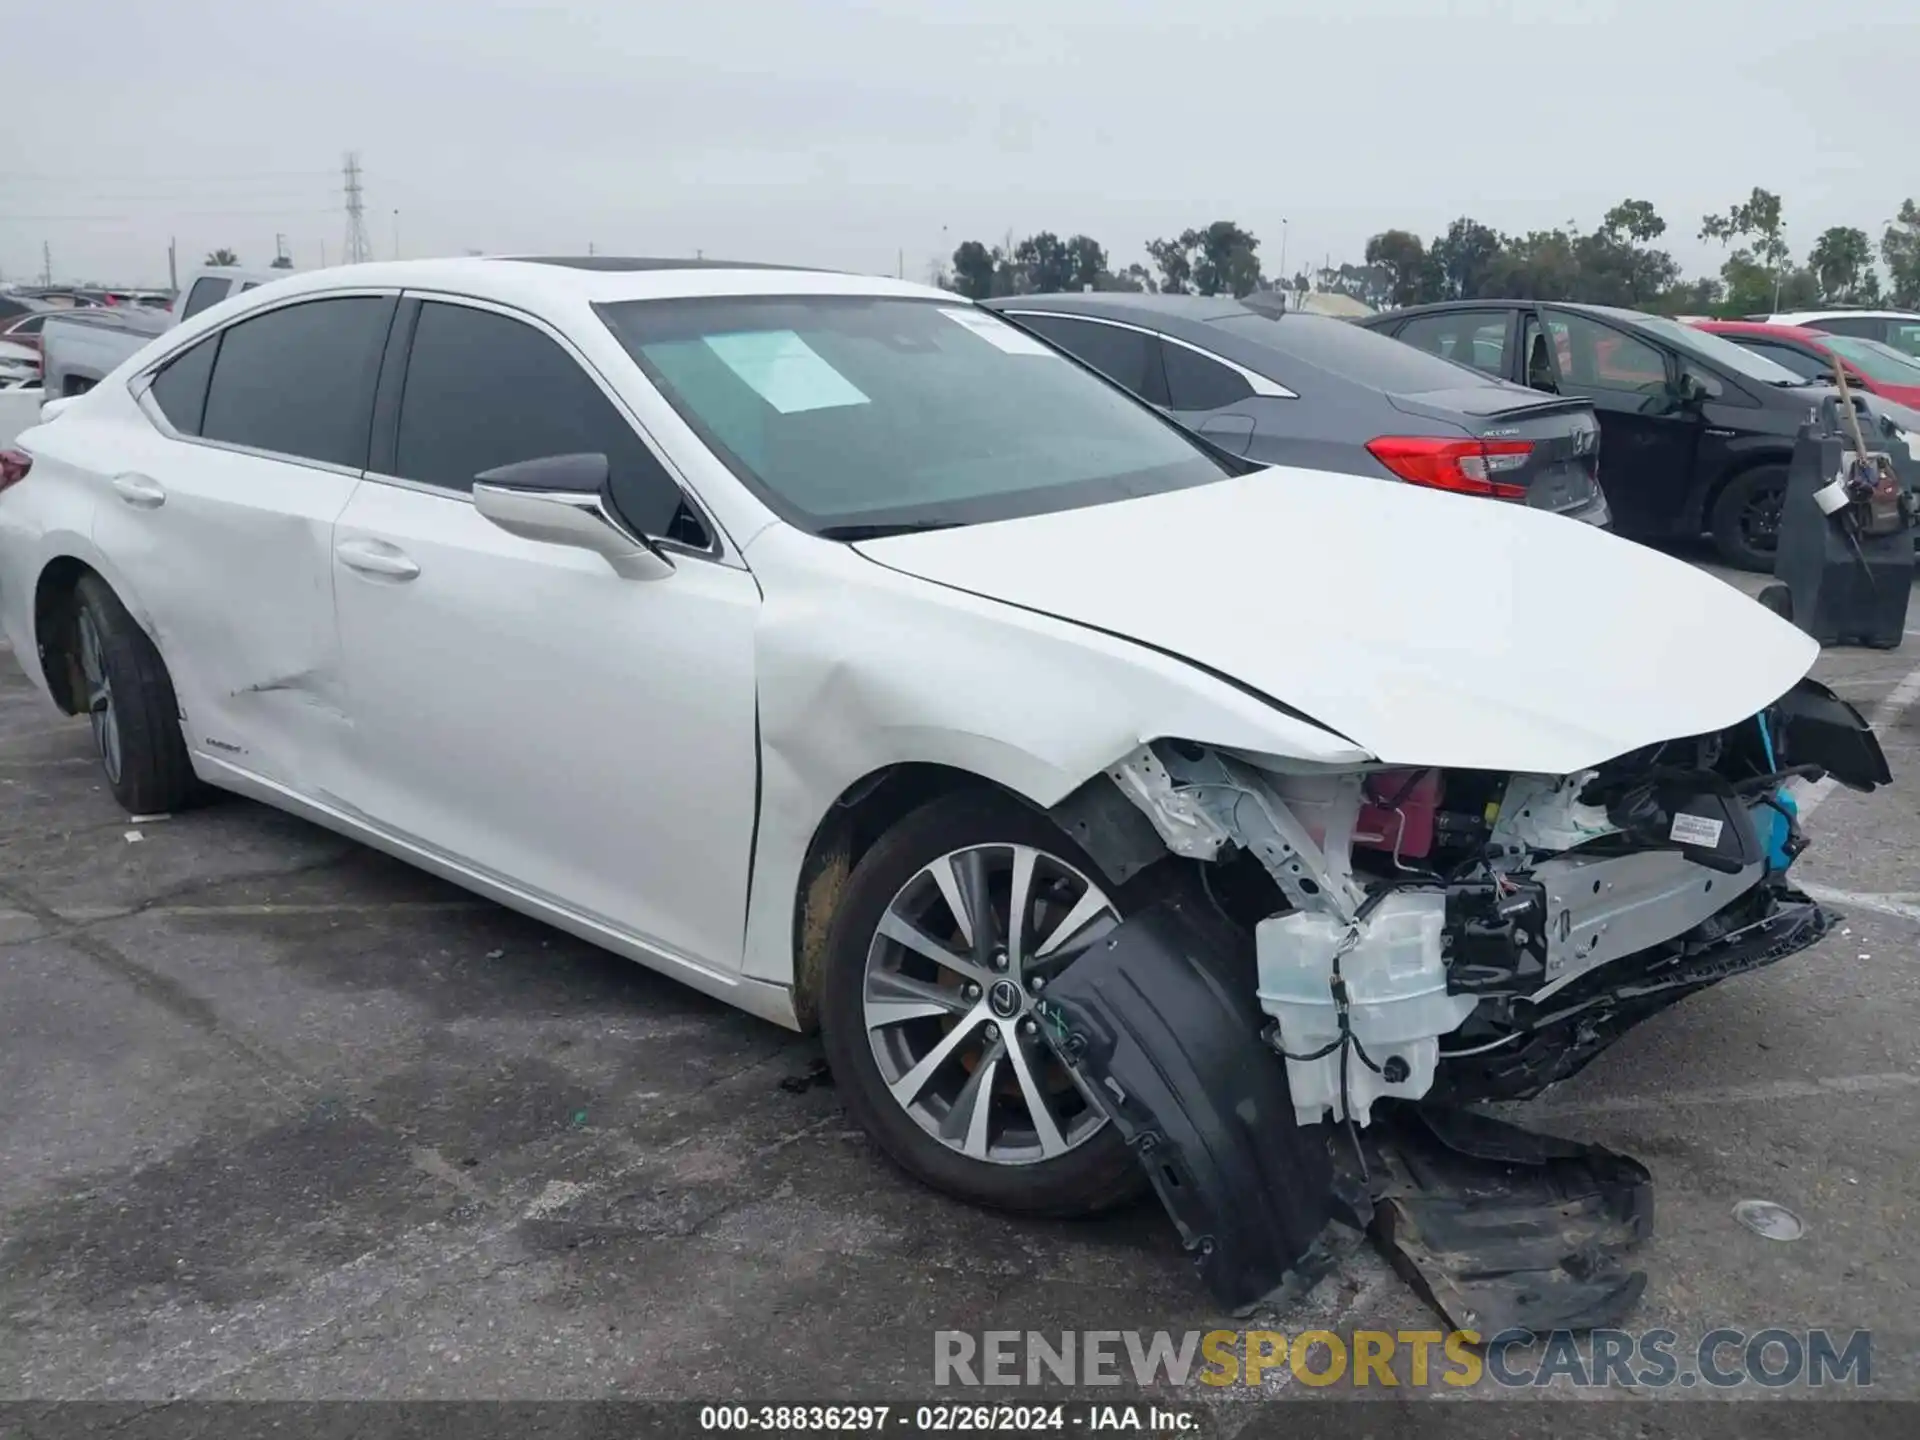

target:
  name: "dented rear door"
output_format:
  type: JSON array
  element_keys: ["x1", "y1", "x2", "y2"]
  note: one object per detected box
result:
[{"x1": 103, "y1": 292, "x2": 396, "y2": 794}]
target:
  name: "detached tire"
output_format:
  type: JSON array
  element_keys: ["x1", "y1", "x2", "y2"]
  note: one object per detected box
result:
[
  {"x1": 819, "y1": 790, "x2": 1153, "y2": 1218},
  {"x1": 1709, "y1": 464, "x2": 1789, "y2": 572},
  {"x1": 69, "y1": 573, "x2": 198, "y2": 814}
]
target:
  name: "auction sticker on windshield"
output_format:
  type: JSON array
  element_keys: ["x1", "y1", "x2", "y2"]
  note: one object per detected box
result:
[{"x1": 704, "y1": 330, "x2": 872, "y2": 413}]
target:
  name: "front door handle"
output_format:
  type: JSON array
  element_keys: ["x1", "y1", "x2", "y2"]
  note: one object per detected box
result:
[
  {"x1": 335, "y1": 538, "x2": 421, "y2": 581},
  {"x1": 110, "y1": 473, "x2": 166, "y2": 508}
]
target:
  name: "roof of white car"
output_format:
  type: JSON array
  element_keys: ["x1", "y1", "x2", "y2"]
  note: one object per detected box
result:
[
  {"x1": 1768, "y1": 308, "x2": 1920, "y2": 323},
  {"x1": 247, "y1": 256, "x2": 951, "y2": 310}
]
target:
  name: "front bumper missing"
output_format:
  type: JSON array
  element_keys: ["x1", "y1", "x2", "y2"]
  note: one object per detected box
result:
[{"x1": 1041, "y1": 887, "x2": 1834, "y2": 1329}]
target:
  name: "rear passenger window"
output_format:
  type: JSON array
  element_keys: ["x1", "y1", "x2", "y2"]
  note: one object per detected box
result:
[
  {"x1": 200, "y1": 296, "x2": 395, "y2": 469},
  {"x1": 1162, "y1": 342, "x2": 1255, "y2": 411},
  {"x1": 147, "y1": 336, "x2": 219, "y2": 436},
  {"x1": 1015, "y1": 314, "x2": 1169, "y2": 405},
  {"x1": 393, "y1": 301, "x2": 708, "y2": 546},
  {"x1": 1394, "y1": 311, "x2": 1509, "y2": 376},
  {"x1": 178, "y1": 277, "x2": 231, "y2": 320}
]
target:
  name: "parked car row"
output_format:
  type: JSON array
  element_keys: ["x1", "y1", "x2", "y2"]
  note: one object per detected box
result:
[
  {"x1": 1359, "y1": 300, "x2": 1920, "y2": 569},
  {"x1": 982, "y1": 294, "x2": 1611, "y2": 526},
  {"x1": 32, "y1": 265, "x2": 289, "y2": 399},
  {"x1": 0, "y1": 257, "x2": 1886, "y2": 1223}
]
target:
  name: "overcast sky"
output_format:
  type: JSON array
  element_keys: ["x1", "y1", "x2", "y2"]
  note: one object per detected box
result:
[{"x1": 3, "y1": 0, "x2": 1914, "y2": 289}]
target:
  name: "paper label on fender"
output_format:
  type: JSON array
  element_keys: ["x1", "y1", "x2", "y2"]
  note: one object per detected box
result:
[{"x1": 1670, "y1": 812, "x2": 1725, "y2": 847}]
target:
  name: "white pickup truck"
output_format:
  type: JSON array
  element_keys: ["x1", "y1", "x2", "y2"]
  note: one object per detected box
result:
[{"x1": 40, "y1": 264, "x2": 293, "y2": 399}]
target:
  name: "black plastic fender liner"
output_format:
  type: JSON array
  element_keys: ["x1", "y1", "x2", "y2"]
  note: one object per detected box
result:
[
  {"x1": 1363, "y1": 1106, "x2": 1653, "y2": 1337},
  {"x1": 1773, "y1": 677, "x2": 1893, "y2": 791},
  {"x1": 1037, "y1": 900, "x2": 1335, "y2": 1312}
]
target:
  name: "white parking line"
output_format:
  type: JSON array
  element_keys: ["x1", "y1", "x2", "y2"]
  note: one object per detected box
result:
[{"x1": 1798, "y1": 884, "x2": 1920, "y2": 924}]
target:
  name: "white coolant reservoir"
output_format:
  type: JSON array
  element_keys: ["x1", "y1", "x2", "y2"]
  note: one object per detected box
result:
[{"x1": 1255, "y1": 892, "x2": 1476, "y2": 1127}]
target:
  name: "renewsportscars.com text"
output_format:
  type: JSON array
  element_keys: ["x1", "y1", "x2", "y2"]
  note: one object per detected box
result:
[{"x1": 934, "y1": 1327, "x2": 1872, "y2": 1390}]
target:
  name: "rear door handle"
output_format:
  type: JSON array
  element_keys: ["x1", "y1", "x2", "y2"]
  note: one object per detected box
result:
[
  {"x1": 110, "y1": 473, "x2": 166, "y2": 508},
  {"x1": 335, "y1": 538, "x2": 421, "y2": 581}
]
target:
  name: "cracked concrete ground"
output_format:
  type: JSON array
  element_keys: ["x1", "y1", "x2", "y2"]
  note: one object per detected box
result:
[{"x1": 1, "y1": 562, "x2": 1916, "y2": 1422}]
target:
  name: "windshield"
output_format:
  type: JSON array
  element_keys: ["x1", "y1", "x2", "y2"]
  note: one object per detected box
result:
[
  {"x1": 1646, "y1": 315, "x2": 1806, "y2": 384},
  {"x1": 1822, "y1": 334, "x2": 1920, "y2": 385},
  {"x1": 597, "y1": 296, "x2": 1233, "y2": 533}
]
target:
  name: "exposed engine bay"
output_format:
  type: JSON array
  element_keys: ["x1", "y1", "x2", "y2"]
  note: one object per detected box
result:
[
  {"x1": 1037, "y1": 676, "x2": 1890, "y2": 1325},
  {"x1": 1089, "y1": 674, "x2": 1888, "y2": 1125}
]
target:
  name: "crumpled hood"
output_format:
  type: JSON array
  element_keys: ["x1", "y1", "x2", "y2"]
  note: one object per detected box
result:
[{"x1": 855, "y1": 467, "x2": 1819, "y2": 776}]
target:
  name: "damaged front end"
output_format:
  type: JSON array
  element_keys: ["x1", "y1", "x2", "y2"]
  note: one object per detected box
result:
[{"x1": 1038, "y1": 676, "x2": 1889, "y2": 1322}]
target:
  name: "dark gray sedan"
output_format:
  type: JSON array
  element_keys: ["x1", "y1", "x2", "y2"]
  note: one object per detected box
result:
[{"x1": 983, "y1": 293, "x2": 1610, "y2": 525}]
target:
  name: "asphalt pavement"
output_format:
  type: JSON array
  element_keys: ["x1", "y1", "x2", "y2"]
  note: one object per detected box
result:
[{"x1": 2, "y1": 559, "x2": 1916, "y2": 1423}]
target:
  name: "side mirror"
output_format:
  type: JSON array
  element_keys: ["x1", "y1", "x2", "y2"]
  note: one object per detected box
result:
[
  {"x1": 1673, "y1": 369, "x2": 1721, "y2": 407},
  {"x1": 472, "y1": 452, "x2": 676, "y2": 581}
]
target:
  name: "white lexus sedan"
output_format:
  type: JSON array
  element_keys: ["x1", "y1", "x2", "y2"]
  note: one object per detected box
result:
[{"x1": 0, "y1": 258, "x2": 1888, "y2": 1220}]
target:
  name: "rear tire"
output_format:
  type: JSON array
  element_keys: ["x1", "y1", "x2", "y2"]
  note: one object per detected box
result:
[
  {"x1": 70, "y1": 573, "x2": 199, "y2": 814},
  {"x1": 819, "y1": 790, "x2": 1154, "y2": 1218},
  {"x1": 1709, "y1": 464, "x2": 1788, "y2": 572}
]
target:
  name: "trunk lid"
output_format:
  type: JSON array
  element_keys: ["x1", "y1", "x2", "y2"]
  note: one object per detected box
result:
[{"x1": 1386, "y1": 389, "x2": 1603, "y2": 516}]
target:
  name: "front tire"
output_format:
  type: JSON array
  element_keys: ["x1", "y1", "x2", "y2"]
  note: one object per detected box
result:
[
  {"x1": 1709, "y1": 464, "x2": 1789, "y2": 572},
  {"x1": 819, "y1": 791, "x2": 1149, "y2": 1217},
  {"x1": 70, "y1": 574, "x2": 198, "y2": 814}
]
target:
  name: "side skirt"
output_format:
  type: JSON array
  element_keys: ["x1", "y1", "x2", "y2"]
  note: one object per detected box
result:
[{"x1": 192, "y1": 753, "x2": 803, "y2": 1032}]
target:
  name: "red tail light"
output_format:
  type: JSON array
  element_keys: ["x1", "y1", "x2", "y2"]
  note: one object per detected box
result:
[
  {"x1": 0, "y1": 449, "x2": 31, "y2": 494},
  {"x1": 1364, "y1": 436, "x2": 1533, "y2": 499}
]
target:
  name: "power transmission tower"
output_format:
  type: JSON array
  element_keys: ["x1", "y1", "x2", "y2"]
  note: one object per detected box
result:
[
  {"x1": 41, "y1": 241, "x2": 52, "y2": 287},
  {"x1": 342, "y1": 152, "x2": 373, "y2": 264}
]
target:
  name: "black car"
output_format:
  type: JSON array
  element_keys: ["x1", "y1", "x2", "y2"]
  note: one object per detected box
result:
[
  {"x1": 982, "y1": 293, "x2": 1610, "y2": 526},
  {"x1": 1360, "y1": 300, "x2": 1857, "y2": 570}
]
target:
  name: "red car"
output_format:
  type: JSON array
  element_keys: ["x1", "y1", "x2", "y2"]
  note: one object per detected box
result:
[{"x1": 1691, "y1": 319, "x2": 1920, "y2": 408}]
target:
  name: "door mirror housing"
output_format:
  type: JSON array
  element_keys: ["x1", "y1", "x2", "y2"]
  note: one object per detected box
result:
[
  {"x1": 471, "y1": 452, "x2": 675, "y2": 581},
  {"x1": 1673, "y1": 368, "x2": 1722, "y2": 408}
]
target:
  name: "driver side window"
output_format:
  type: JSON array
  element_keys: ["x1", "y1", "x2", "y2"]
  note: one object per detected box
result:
[
  {"x1": 393, "y1": 300, "x2": 712, "y2": 550},
  {"x1": 1541, "y1": 311, "x2": 1669, "y2": 395}
]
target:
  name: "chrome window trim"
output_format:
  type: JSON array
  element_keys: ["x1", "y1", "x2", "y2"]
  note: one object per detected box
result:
[
  {"x1": 1002, "y1": 309, "x2": 1297, "y2": 399},
  {"x1": 382, "y1": 288, "x2": 735, "y2": 567},
  {"x1": 129, "y1": 285, "x2": 401, "y2": 386}
]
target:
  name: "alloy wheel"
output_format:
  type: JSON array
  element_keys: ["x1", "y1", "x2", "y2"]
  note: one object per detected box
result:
[
  {"x1": 76, "y1": 606, "x2": 122, "y2": 785},
  {"x1": 863, "y1": 843, "x2": 1120, "y2": 1165},
  {"x1": 1741, "y1": 479, "x2": 1786, "y2": 556}
]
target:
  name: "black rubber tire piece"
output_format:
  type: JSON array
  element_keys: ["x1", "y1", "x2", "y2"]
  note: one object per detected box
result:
[
  {"x1": 1709, "y1": 464, "x2": 1789, "y2": 573},
  {"x1": 71, "y1": 572, "x2": 200, "y2": 814},
  {"x1": 819, "y1": 789, "x2": 1160, "y2": 1218}
]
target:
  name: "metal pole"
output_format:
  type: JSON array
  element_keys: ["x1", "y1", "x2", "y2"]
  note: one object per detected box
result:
[
  {"x1": 392, "y1": 210, "x2": 400, "y2": 261},
  {"x1": 167, "y1": 237, "x2": 177, "y2": 291},
  {"x1": 1279, "y1": 219, "x2": 1289, "y2": 286}
]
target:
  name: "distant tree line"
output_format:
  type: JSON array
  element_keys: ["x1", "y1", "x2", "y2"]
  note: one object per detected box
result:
[{"x1": 945, "y1": 191, "x2": 1920, "y2": 316}]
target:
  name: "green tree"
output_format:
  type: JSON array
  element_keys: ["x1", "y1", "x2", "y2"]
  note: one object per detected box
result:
[
  {"x1": 1600, "y1": 198, "x2": 1667, "y2": 246},
  {"x1": 1179, "y1": 221, "x2": 1261, "y2": 297},
  {"x1": 1699, "y1": 188, "x2": 1791, "y2": 310},
  {"x1": 1484, "y1": 229, "x2": 1582, "y2": 300},
  {"x1": 1647, "y1": 277, "x2": 1726, "y2": 316},
  {"x1": 949, "y1": 241, "x2": 996, "y2": 301},
  {"x1": 1428, "y1": 217, "x2": 1503, "y2": 300},
  {"x1": 270, "y1": 254, "x2": 294, "y2": 270},
  {"x1": 1808, "y1": 226, "x2": 1880, "y2": 303},
  {"x1": 1880, "y1": 200, "x2": 1920, "y2": 307},
  {"x1": 1362, "y1": 229, "x2": 1432, "y2": 308},
  {"x1": 1063, "y1": 234, "x2": 1108, "y2": 292},
  {"x1": 204, "y1": 247, "x2": 240, "y2": 267},
  {"x1": 1012, "y1": 231, "x2": 1074, "y2": 293},
  {"x1": 1579, "y1": 199, "x2": 1680, "y2": 306},
  {"x1": 1146, "y1": 235, "x2": 1193, "y2": 294},
  {"x1": 1108, "y1": 262, "x2": 1156, "y2": 293}
]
